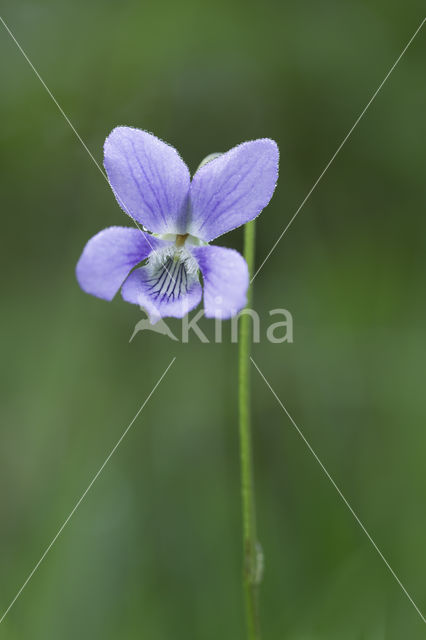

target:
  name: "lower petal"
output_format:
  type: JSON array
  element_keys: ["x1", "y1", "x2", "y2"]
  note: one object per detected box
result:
[
  {"x1": 191, "y1": 245, "x2": 249, "y2": 318},
  {"x1": 121, "y1": 248, "x2": 202, "y2": 322},
  {"x1": 76, "y1": 226, "x2": 166, "y2": 301}
]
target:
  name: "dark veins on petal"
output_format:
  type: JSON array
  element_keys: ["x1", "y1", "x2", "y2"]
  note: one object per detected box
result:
[{"x1": 145, "y1": 257, "x2": 190, "y2": 302}]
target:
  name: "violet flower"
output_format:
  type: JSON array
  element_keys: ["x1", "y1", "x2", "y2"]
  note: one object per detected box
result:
[{"x1": 76, "y1": 127, "x2": 278, "y2": 322}]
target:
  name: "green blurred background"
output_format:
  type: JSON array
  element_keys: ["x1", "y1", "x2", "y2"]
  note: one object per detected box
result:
[{"x1": 1, "y1": 1, "x2": 425, "y2": 638}]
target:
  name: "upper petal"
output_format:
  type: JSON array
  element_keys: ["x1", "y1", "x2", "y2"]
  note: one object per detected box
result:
[
  {"x1": 76, "y1": 226, "x2": 166, "y2": 301},
  {"x1": 104, "y1": 127, "x2": 191, "y2": 234},
  {"x1": 188, "y1": 139, "x2": 279, "y2": 241},
  {"x1": 191, "y1": 245, "x2": 249, "y2": 318}
]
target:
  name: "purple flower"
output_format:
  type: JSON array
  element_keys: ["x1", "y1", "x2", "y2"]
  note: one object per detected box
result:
[{"x1": 76, "y1": 127, "x2": 279, "y2": 322}]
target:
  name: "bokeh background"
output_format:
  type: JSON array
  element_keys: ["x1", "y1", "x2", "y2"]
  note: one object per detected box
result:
[{"x1": 1, "y1": 1, "x2": 425, "y2": 638}]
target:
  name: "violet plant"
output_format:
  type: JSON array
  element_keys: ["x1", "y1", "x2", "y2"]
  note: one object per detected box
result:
[{"x1": 76, "y1": 127, "x2": 279, "y2": 639}]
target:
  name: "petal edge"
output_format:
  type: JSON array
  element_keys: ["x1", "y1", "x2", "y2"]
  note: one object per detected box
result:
[
  {"x1": 188, "y1": 138, "x2": 279, "y2": 241},
  {"x1": 191, "y1": 244, "x2": 249, "y2": 318},
  {"x1": 104, "y1": 127, "x2": 191, "y2": 234},
  {"x1": 76, "y1": 227, "x2": 164, "y2": 301}
]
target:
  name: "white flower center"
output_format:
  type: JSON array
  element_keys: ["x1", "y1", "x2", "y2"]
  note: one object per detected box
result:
[
  {"x1": 156, "y1": 232, "x2": 205, "y2": 247},
  {"x1": 144, "y1": 237, "x2": 200, "y2": 302}
]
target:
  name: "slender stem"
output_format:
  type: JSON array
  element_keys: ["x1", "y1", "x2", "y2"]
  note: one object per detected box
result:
[{"x1": 238, "y1": 219, "x2": 261, "y2": 639}]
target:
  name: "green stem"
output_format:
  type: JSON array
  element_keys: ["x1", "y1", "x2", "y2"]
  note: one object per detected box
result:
[{"x1": 238, "y1": 220, "x2": 261, "y2": 640}]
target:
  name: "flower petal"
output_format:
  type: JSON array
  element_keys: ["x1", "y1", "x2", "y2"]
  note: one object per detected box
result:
[
  {"x1": 76, "y1": 226, "x2": 166, "y2": 301},
  {"x1": 188, "y1": 139, "x2": 279, "y2": 241},
  {"x1": 191, "y1": 245, "x2": 249, "y2": 318},
  {"x1": 121, "y1": 253, "x2": 202, "y2": 322},
  {"x1": 104, "y1": 127, "x2": 191, "y2": 234}
]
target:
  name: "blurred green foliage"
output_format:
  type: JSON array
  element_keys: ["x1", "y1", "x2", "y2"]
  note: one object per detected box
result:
[{"x1": 1, "y1": 1, "x2": 425, "y2": 638}]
